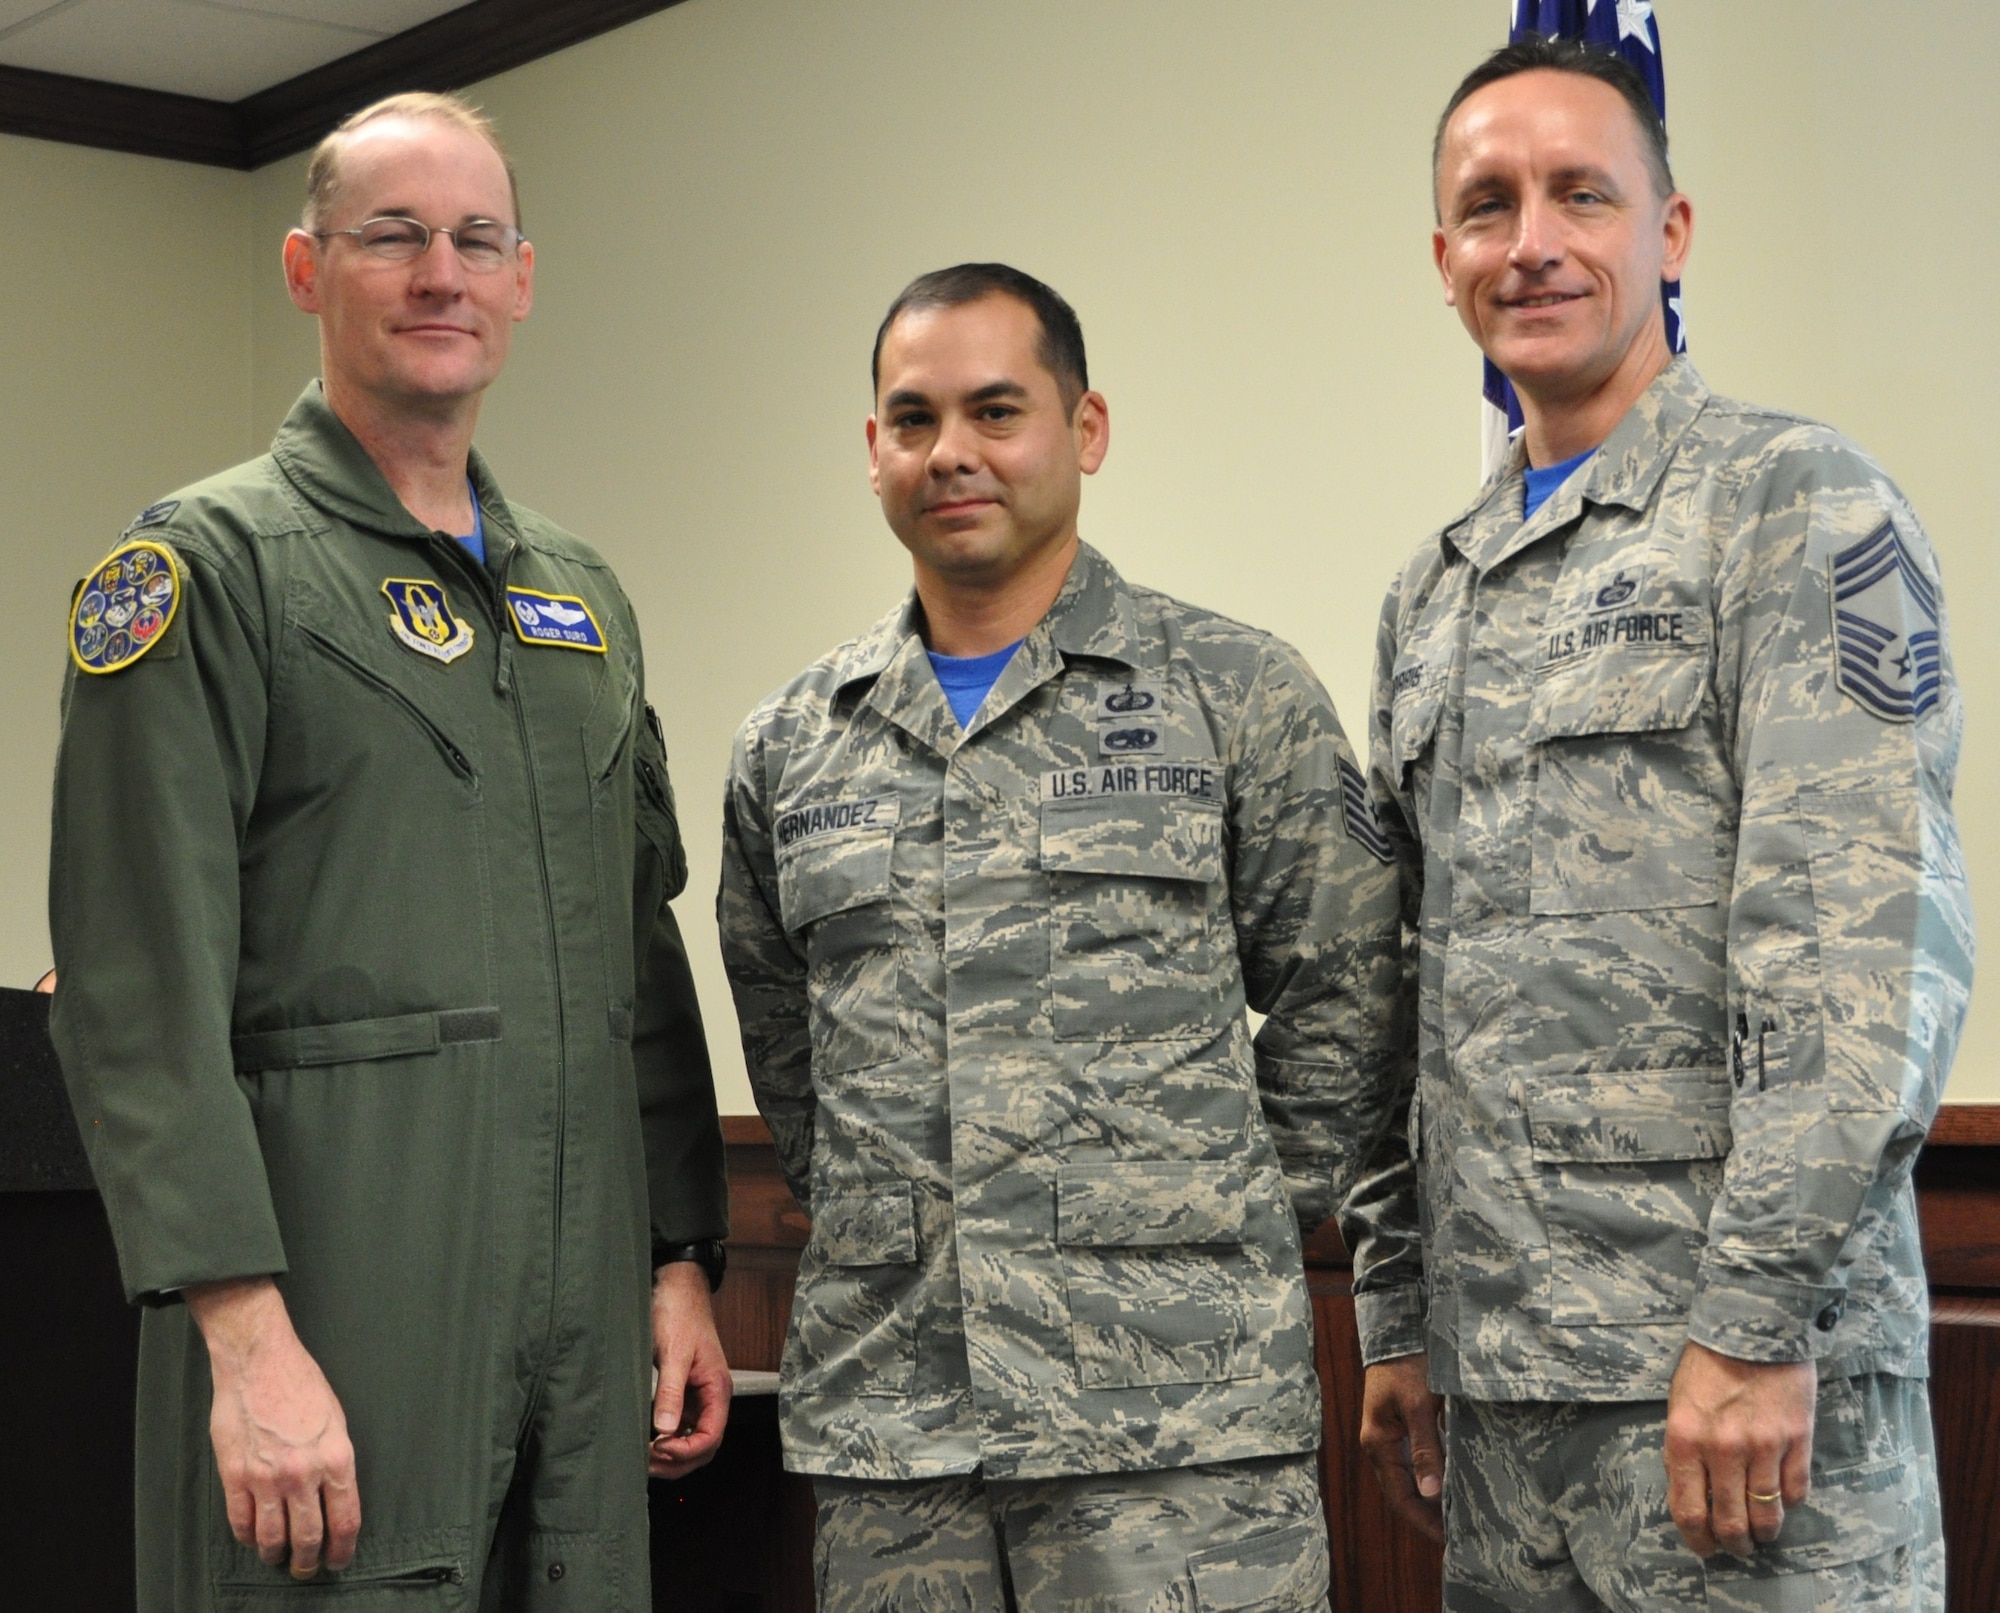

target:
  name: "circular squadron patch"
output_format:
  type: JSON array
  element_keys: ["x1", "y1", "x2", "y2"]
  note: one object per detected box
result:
[{"x1": 71, "y1": 539, "x2": 180, "y2": 675}]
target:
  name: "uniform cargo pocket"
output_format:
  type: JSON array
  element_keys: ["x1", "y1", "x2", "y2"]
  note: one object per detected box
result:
[
  {"x1": 1189, "y1": 1519, "x2": 1330, "y2": 1613},
  {"x1": 791, "y1": 1182, "x2": 919, "y2": 1399},
  {"x1": 1526, "y1": 1069, "x2": 1730, "y2": 1324},
  {"x1": 1526, "y1": 647, "x2": 1720, "y2": 915},
  {"x1": 1057, "y1": 1161, "x2": 1258, "y2": 1388},
  {"x1": 1702, "y1": 1456, "x2": 1923, "y2": 1605},
  {"x1": 1042, "y1": 795, "x2": 1228, "y2": 1042},
  {"x1": 777, "y1": 821, "x2": 902, "y2": 1076}
]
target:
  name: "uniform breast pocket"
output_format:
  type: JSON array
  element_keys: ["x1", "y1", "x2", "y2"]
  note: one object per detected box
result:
[
  {"x1": 1525, "y1": 1069, "x2": 1731, "y2": 1324},
  {"x1": 1526, "y1": 647, "x2": 1721, "y2": 915},
  {"x1": 1390, "y1": 664, "x2": 1445, "y2": 809},
  {"x1": 1040, "y1": 794, "x2": 1228, "y2": 1042},
  {"x1": 1056, "y1": 1161, "x2": 1261, "y2": 1388},
  {"x1": 777, "y1": 824, "x2": 902, "y2": 1076}
]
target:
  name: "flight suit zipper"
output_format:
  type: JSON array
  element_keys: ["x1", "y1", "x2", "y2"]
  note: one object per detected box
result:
[{"x1": 297, "y1": 626, "x2": 475, "y2": 781}]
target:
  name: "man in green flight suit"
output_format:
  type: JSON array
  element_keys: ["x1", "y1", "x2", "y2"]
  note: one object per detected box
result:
[
  {"x1": 719, "y1": 264, "x2": 1403, "y2": 1610},
  {"x1": 48, "y1": 92, "x2": 729, "y2": 1608}
]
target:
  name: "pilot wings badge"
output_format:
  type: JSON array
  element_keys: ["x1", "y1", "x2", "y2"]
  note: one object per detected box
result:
[
  {"x1": 382, "y1": 578, "x2": 474, "y2": 664},
  {"x1": 1831, "y1": 522, "x2": 1942, "y2": 723}
]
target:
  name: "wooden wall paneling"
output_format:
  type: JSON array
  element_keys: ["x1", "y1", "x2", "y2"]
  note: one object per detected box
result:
[{"x1": 1931, "y1": 1299, "x2": 2000, "y2": 1613}]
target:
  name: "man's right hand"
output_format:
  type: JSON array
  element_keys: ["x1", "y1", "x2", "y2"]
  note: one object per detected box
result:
[
  {"x1": 185, "y1": 1278, "x2": 360, "y2": 1579},
  {"x1": 1360, "y1": 1352, "x2": 1445, "y2": 1545}
]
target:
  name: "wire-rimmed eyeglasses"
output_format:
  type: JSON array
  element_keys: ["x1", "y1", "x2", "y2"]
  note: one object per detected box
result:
[{"x1": 312, "y1": 216, "x2": 525, "y2": 272}]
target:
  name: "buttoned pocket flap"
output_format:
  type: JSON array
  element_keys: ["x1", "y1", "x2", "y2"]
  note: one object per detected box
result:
[
  {"x1": 775, "y1": 802, "x2": 899, "y2": 932},
  {"x1": 1527, "y1": 644, "x2": 1707, "y2": 741},
  {"x1": 1056, "y1": 1161, "x2": 1247, "y2": 1247},
  {"x1": 1189, "y1": 1520, "x2": 1330, "y2": 1613},
  {"x1": 1526, "y1": 1070, "x2": 1731, "y2": 1162},
  {"x1": 1040, "y1": 795, "x2": 1223, "y2": 883},
  {"x1": 813, "y1": 1183, "x2": 917, "y2": 1266},
  {"x1": 1391, "y1": 666, "x2": 1445, "y2": 768}
]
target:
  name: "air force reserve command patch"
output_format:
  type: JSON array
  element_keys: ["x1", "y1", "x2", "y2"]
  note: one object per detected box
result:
[
  {"x1": 71, "y1": 539, "x2": 181, "y2": 675},
  {"x1": 1832, "y1": 521, "x2": 1943, "y2": 723},
  {"x1": 506, "y1": 586, "x2": 606, "y2": 652},
  {"x1": 382, "y1": 578, "x2": 474, "y2": 664}
]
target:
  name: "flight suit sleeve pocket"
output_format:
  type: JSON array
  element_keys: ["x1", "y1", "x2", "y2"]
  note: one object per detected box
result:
[
  {"x1": 1056, "y1": 1161, "x2": 1248, "y2": 1247},
  {"x1": 1041, "y1": 797, "x2": 1229, "y2": 1042},
  {"x1": 1526, "y1": 647, "x2": 1721, "y2": 915},
  {"x1": 1057, "y1": 1162, "x2": 1262, "y2": 1388},
  {"x1": 776, "y1": 822, "x2": 902, "y2": 1076},
  {"x1": 1526, "y1": 1070, "x2": 1730, "y2": 1325},
  {"x1": 1188, "y1": 1519, "x2": 1330, "y2": 1613},
  {"x1": 812, "y1": 1182, "x2": 917, "y2": 1266}
]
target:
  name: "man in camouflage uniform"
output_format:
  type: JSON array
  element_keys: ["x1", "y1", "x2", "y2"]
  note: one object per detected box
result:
[
  {"x1": 1344, "y1": 38, "x2": 1973, "y2": 1612},
  {"x1": 718, "y1": 263, "x2": 1402, "y2": 1610}
]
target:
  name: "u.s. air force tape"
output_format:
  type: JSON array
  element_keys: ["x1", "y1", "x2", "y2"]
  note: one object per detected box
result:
[
  {"x1": 71, "y1": 539, "x2": 181, "y2": 675},
  {"x1": 1041, "y1": 761, "x2": 1220, "y2": 803}
]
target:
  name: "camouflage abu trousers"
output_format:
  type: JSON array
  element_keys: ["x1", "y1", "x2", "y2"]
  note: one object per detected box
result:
[
  {"x1": 1441, "y1": 1373, "x2": 1941, "y2": 1612},
  {"x1": 812, "y1": 1453, "x2": 1331, "y2": 1612}
]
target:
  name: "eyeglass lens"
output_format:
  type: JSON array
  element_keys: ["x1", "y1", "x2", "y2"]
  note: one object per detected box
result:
[{"x1": 356, "y1": 218, "x2": 513, "y2": 269}]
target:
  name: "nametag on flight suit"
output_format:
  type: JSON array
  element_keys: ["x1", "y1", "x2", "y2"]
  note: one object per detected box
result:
[
  {"x1": 1091, "y1": 679, "x2": 1167, "y2": 756},
  {"x1": 505, "y1": 586, "x2": 607, "y2": 652},
  {"x1": 71, "y1": 539, "x2": 181, "y2": 674},
  {"x1": 382, "y1": 578, "x2": 474, "y2": 664}
]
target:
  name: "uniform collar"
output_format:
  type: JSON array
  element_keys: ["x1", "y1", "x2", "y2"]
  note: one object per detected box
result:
[
  {"x1": 1440, "y1": 357, "x2": 1710, "y2": 575},
  {"x1": 269, "y1": 381, "x2": 521, "y2": 556},
  {"x1": 830, "y1": 540, "x2": 1140, "y2": 756}
]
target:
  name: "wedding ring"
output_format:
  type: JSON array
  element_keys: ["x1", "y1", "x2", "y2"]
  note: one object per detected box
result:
[{"x1": 1746, "y1": 1489, "x2": 1782, "y2": 1504}]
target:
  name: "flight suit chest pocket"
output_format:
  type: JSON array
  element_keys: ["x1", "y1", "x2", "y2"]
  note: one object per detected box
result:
[
  {"x1": 1040, "y1": 792, "x2": 1228, "y2": 1042},
  {"x1": 1525, "y1": 642, "x2": 1720, "y2": 915},
  {"x1": 776, "y1": 800, "x2": 902, "y2": 1076}
]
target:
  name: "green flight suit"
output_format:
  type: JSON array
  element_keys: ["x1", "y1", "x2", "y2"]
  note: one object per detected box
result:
[{"x1": 48, "y1": 384, "x2": 727, "y2": 1610}]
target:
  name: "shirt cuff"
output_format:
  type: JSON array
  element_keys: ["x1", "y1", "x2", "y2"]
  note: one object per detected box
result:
[
  {"x1": 1353, "y1": 1283, "x2": 1427, "y2": 1367},
  {"x1": 1687, "y1": 1258, "x2": 1850, "y2": 1364}
]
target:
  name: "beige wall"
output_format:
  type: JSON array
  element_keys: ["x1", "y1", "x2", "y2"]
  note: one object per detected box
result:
[
  {"x1": 0, "y1": 134, "x2": 255, "y2": 990},
  {"x1": 12, "y1": 0, "x2": 1999, "y2": 1108}
]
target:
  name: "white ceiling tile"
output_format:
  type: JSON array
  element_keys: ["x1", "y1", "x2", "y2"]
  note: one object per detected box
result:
[
  {"x1": 210, "y1": 0, "x2": 464, "y2": 37},
  {"x1": 0, "y1": 0, "x2": 385, "y2": 100}
]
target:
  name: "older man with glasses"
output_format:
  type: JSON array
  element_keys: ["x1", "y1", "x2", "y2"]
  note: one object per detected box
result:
[{"x1": 47, "y1": 92, "x2": 728, "y2": 1609}]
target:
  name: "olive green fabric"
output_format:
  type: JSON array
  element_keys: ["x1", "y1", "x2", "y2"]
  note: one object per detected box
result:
[{"x1": 49, "y1": 383, "x2": 726, "y2": 1610}]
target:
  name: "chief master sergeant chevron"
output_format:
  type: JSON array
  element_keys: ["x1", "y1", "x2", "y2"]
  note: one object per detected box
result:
[
  {"x1": 1341, "y1": 36, "x2": 1974, "y2": 1613},
  {"x1": 47, "y1": 93, "x2": 729, "y2": 1608},
  {"x1": 717, "y1": 263, "x2": 1402, "y2": 1611}
]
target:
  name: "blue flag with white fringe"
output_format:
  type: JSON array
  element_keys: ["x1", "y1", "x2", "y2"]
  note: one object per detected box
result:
[{"x1": 1481, "y1": 0, "x2": 1683, "y2": 478}]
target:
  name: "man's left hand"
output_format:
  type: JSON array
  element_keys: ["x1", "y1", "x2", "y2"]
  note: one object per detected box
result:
[
  {"x1": 1664, "y1": 1340, "x2": 1816, "y2": 1559},
  {"x1": 648, "y1": 1261, "x2": 732, "y2": 1480}
]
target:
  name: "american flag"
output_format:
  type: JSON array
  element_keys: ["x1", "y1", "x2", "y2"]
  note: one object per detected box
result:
[{"x1": 1480, "y1": 0, "x2": 1683, "y2": 479}]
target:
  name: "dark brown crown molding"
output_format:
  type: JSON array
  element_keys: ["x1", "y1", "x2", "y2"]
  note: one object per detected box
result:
[{"x1": 0, "y1": 0, "x2": 687, "y2": 172}]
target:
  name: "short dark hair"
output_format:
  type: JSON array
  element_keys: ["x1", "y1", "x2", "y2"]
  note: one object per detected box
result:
[
  {"x1": 871, "y1": 263, "x2": 1090, "y2": 414},
  {"x1": 1433, "y1": 35, "x2": 1675, "y2": 218}
]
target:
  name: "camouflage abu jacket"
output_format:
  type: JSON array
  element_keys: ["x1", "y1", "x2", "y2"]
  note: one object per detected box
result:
[
  {"x1": 719, "y1": 541, "x2": 1402, "y2": 1480},
  {"x1": 1341, "y1": 359, "x2": 1974, "y2": 1401}
]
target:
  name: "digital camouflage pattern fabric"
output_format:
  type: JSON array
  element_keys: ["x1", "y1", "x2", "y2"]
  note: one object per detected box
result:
[
  {"x1": 719, "y1": 541, "x2": 1402, "y2": 1480},
  {"x1": 48, "y1": 384, "x2": 726, "y2": 1610},
  {"x1": 813, "y1": 1453, "x2": 1332, "y2": 1612},
  {"x1": 1439, "y1": 1374, "x2": 1941, "y2": 1612},
  {"x1": 1341, "y1": 359, "x2": 1975, "y2": 1400}
]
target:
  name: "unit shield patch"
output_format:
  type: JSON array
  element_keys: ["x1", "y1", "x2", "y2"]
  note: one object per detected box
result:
[
  {"x1": 1831, "y1": 521, "x2": 1942, "y2": 723},
  {"x1": 382, "y1": 578, "x2": 474, "y2": 664},
  {"x1": 71, "y1": 539, "x2": 180, "y2": 674},
  {"x1": 506, "y1": 586, "x2": 606, "y2": 652}
]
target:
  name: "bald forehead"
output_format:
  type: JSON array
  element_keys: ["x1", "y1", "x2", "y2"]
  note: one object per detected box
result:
[{"x1": 325, "y1": 116, "x2": 518, "y2": 226}]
